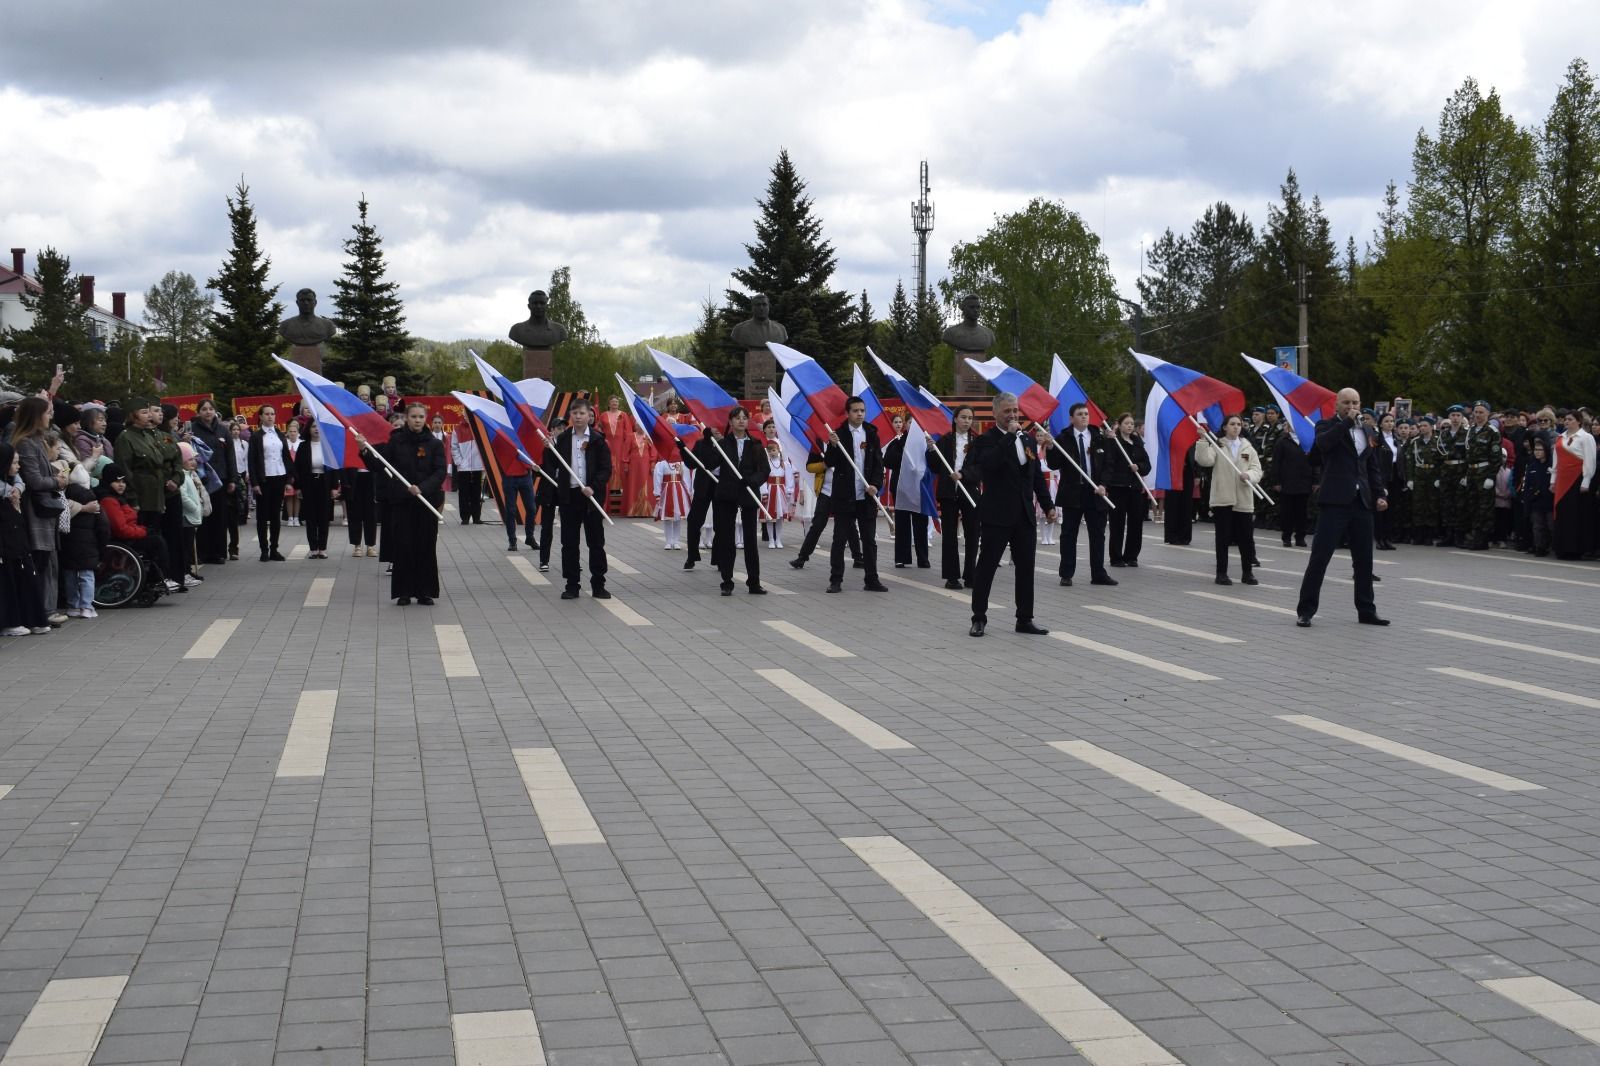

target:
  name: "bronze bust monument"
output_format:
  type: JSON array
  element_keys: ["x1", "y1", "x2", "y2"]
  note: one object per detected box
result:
[
  {"x1": 942, "y1": 294, "x2": 995, "y2": 352},
  {"x1": 509, "y1": 290, "x2": 569, "y2": 349},
  {"x1": 729, "y1": 294, "x2": 788, "y2": 348},
  {"x1": 279, "y1": 288, "x2": 338, "y2": 346}
]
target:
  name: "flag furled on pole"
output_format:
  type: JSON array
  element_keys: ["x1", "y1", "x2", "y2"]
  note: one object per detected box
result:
[{"x1": 1240, "y1": 352, "x2": 1336, "y2": 454}]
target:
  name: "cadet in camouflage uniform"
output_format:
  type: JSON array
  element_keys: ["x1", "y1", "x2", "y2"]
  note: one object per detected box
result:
[
  {"x1": 1437, "y1": 404, "x2": 1470, "y2": 546},
  {"x1": 1405, "y1": 417, "x2": 1443, "y2": 544},
  {"x1": 1462, "y1": 400, "x2": 1504, "y2": 550}
]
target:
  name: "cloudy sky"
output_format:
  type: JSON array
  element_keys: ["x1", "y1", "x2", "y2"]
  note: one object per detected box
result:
[{"x1": 2, "y1": 0, "x2": 1593, "y2": 345}]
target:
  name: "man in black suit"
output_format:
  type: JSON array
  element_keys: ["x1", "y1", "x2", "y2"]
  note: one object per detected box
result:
[
  {"x1": 968, "y1": 392, "x2": 1056, "y2": 637},
  {"x1": 1046, "y1": 403, "x2": 1116, "y2": 587},
  {"x1": 824, "y1": 397, "x2": 889, "y2": 594},
  {"x1": 553, "y1": 399, "x2": 613, "y2": 600},
  {"x1": 1295, "y1": 388, "x2": 1389, "y2": 627},
  {"x1": 711, "y1": 407, "x2": 770, "y2": 596}
]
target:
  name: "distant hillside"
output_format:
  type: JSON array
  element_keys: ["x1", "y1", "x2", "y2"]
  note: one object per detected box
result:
[{"x1": 411, "y1": 334, "x2": 696, "y2": 373}]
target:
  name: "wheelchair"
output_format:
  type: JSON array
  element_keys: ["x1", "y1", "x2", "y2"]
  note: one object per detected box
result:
[{"x1": 94, "y1": 542, "x2": 170, "y2": 609}]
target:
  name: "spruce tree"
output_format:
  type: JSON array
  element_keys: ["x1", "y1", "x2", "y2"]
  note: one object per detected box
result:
[
  {"x1": 885, "y1": 281, "x2": 916, "y2": 376},
  {"x1": 0, "y1": 247, "x2": 94, "y2": 393},
  {"x1": 328, "y1": 197, "x2": 409, "y2": 388},
  {"x1": 724, "y1": 150, "x2": 853, "y2": 382},
  {"x1": 689, "y1": 298, "x2": 739, "y2": 388},
  {"x1": 206, "y1": 180, "x2": 285, "y2": 401}
]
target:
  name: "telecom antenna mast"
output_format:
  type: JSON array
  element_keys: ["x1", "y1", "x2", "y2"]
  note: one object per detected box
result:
[{"x1": 911, "y1": 161, "x2": 935, "y2": 303}]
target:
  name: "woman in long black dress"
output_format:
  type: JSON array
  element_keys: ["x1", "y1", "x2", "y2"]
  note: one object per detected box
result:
[{"x1": 366, "y1": 403, "x2": 446, "y2": 605}]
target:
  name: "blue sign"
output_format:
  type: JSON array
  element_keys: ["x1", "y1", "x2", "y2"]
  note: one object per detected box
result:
[{"x1": 1274, "y1": 345, "x2": 1298, "y2": 374}]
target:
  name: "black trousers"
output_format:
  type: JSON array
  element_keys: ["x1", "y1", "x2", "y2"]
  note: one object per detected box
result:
[
  {"x1": 1211, "y1": 506, "x2": 1256, "y2": 576},
  {"x1": 161, "y1": 499, "x2": 187, "y2": 574},
  {"x1": 300, "y1": 473, "x2": 333, "y2": 551},
  {"x1": 136, "y1": 510, "x2": 174, "y2": 577},
  {"x1": 939, "y1": 496, "x2": 978, "y2": 581},
  {"x1": 970, "y1": 522, "x2": 1036, "y2": 624},
  {"x1": 1107, "y1": 486, "x2": 1143, "y2": 563},
  {"x1": 345, "y1": 472, "x2": 377, "y2": 546},
  {"x1": 1058, "y1": 502, "x2": 1108, "y2": 579},
  {"x1": 560, "y1": 497, "x2": 608, "y2": 592},
  {"x1": 537, "y1": 495, "x2": 556, "y2": 565},
  {"x1": 799, "y1": 492, "x2": 860, "y2": 563},
  {"x1": 713, "y1": 499, "x2": 761, "y2": 589},
  {"x1": 255, "y1": 475, "x2": 286, "y2": 554},
  {"x1": 1279, "y1": 493, "x2": 1310, "y2": 543},
  {"x1": 894, "y1": 510, "x2": 930, "y2": 566},
  {"x1": 685, "y1": 484, "x2": 714, "y2": 563},
  {"x1": 455, "y1": 470, "x2": 483, "y2": 523},
  {"x1": 829, "y1": 496, "x2": 878, "y2": 584},
  {"x1": 1295, "y1": 502, "x2": 1378, "y2": 620},
  {"x1": 199, "y1": 492, "x2": 230, "y2": 563},
  {"x1": 389, "y1": 496, "x2": 441, "y2": 600}
]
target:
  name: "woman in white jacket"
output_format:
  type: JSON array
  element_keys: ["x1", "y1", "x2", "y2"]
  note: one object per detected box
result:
[{"x1": 1195, "y1": 413, "x2": 1262, "y2": 586}]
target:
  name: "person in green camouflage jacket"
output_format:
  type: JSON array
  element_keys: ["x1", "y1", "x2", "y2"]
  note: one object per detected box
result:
[
  {"x1": 1405, "y1": 417, "x2": 1443, "y2": 544},
  {"x1": 1461, "y1": 400, "x2": 1504, "y2": 550},
  {"x1": 1437, "y1": 405, "x2": 1470, "y2": 546}
]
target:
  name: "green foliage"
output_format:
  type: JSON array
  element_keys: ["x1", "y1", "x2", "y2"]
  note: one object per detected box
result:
[
  {"x1": 0, "y1": 247, "x2": 94, "y2": 393},
  {"x1": 722, "y1": 149, "x2": 854, "y2": 385},
  {"x1": 613, "y1": 333, "x2": 692, "y2": 375},
  {"x1": 205, "y1": 180, "x2": 286, "y2": 401},
  {"x1": 143, "y1": 270, "x2": 214, "y2": 396},
  {"x1": 689, "y1": 298, "x2": 738, "y2": 385},
  {"x1": 941, "y1": 197, "x2": 1128, "y2": 410},
  {"x1": 328, "y1": 197, "x2": 410, "y2": 387},
  {"x1": 545, "y1": 266, "x2": 628, "y2": 394}
]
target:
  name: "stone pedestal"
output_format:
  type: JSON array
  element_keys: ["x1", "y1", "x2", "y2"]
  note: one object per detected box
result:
[
  {"x1": 291, "y1": 343, "x2": 325, "y2": 375},
  {"x1": 521, "y1": 347, "x2": 554, "y2": 381},
  {"x1": 743, "y1": 348, "x2": 777, "y2": 401},
  {"x1": 952, "y1": 350, "x2": 989, "y2": 396}
]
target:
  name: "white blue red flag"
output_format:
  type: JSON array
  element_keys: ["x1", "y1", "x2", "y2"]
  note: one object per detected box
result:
[
  {"x1": 1130, "y1": 351, "x2": 1244, "y2": 430},
  {"x1": 451, "y1": 391, "x2": 534, "y2": 470},
  {"x1": 962, "y1": 356, "x2": 1059, "y2": 425},
  {"x1": 769, "y1": 342, "x2": 849, "y2": 437},
  {"x1": 274, "y1": 356, "x2": 391, "y2": 463},
  {"x1": 616, "y1": 373, "x2": 700, "y2": 460},
  {"x1": 893, "y1": 418, "x2": 940, "y2": 520},
  {"x1": 1240, "y1": 353, "x2": 1335, "y2": 453},
  {"x1": 866, "y1": 347, "x2": 952, "y2": 437},
  {"x1": 648, "y1": 347, "x2": 739, "y2": 433},
  {"x1": 1047, "y1": 354, "x2": 1106, "y2": 435},
  {"x1": 472, "y1": 351, "x2": 550, "y2": 463},
  {"x1": 767, "y1": 385, "x2": 815, "y2": 480},
  {"x1": 1142, "y1": 379, "x2": 1202, "y2": 491},
  {"x1": 850, "y1": 364, "x2": 898, "y2": 443}
]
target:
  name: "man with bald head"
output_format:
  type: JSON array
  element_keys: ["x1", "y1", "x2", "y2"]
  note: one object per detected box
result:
[{"x1": 1295, "y1": 387, "x2": 1389, "y2": 628}]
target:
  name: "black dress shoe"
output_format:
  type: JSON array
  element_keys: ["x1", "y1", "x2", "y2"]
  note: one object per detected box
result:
[
  {"x1": 1059, "y1": 577, "x2": 1072, "y2": 587},
  {"x1": 260, "y1": 552, "x2": 270, "y2": 562},
  {"x1": 864, "y1": 582, "x2": 889, "y2": 592},
  {"x1": 1295, "y1": 538, "x2": 1307, "y2": 547},
  {"x1": 1091, "y1": 575, "x2": 1118, "y2": 586},
  {"x1": 852, "y1": 559, "x2": 864, "y2": 569},
  {"x1": 1371, "y1": 574, "x2": 1382, "y2": 582},
  {"x1": 748, "y1": 585, "x2": 767, "y2": 595},
  {"x1": 1296, "y1": 614, "x2": 1312, "y2": 627},
  {"x1": 1125, "y1": 560, "x2": 1138, "y2": 568},
  {"x1": 396, "y1": 597, "x2": 411, "y2": 606},
  {"x1": 682, "y1": 560, "x2": 696, "y2": 570},
  {"x1": 1215, "y1": 575, "x2": 1232, "y2": 585},
  {"x1": 416, "y1": 596, "x2": 434, "y2": 605},
  {"x1": 969, "y1": 620, "x2": 986, "y2": 637},
  {"x1": 917, "y1": 562, "x2": 931, "y2": 569},
  {"x1": 508, "y1": 542, "x2": 518, "y2": 551},
  {"x1": 826, "y1": 583, "x2": 842, "y2": 594},
  {"x1": 269, "y1": 551, "x2": 286, "y2": 561},
  {"x1": 1241, "y1": 574, "x2": 1259, "y2": 586},
  {"x1": 1358, "y1": 614, "x2": 1391, "y2": 626},
  {"x1": 561, "y1": 589, "x2": 580, "y2": 600},
  {"x1": 720, "y1": 587, "x2": 733, "y2": 596},
  {"x1": 943, "y1": 580, "x2": 963, "y2": 590},
  {"x1": 789, "y1": 558, "x2": 806, "y2": 570},
  {"x1": 895, "y1": 562, "x2": 909, "y2": 568},
  {"x1": 1015, "y1": 621, "x2": 1049, "y2": 635},
  {"x1": 592, "y1": 589, "x2": 611, "y2": 599},
  {"x1": 1109, "y1": 561, "x2": 1126, "y2": 568}
]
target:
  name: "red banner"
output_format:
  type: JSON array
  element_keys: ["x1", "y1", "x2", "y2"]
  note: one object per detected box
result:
[
  {"x1": 161, "y1": 393, "x2": 213, "y2": 422},
  {"x1": 406, "y1": 395, "x2": 466, "y2": 432},
  {"x1": 233, "y1": 393, "x2": 300, "y2": 428}
]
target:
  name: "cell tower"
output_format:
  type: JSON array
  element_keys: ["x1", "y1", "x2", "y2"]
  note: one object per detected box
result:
[{"x1": 910, "y1": 160, "x2": 934, "y2": 304}]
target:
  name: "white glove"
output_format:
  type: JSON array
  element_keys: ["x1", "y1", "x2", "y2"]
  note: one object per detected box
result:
[
  {"x1": 1406, "y1": 480, "x2": 1413, "y2": 490},
  {"x1": 1482, "y1": 478, "x2": 1494, "y2": 491},
  {"x1": 1433, "y1": 479, "x2": 1440, "y2": 488},
  {"x1": 1459, "y1": 477, "x2": 1468, "y2": 487}
]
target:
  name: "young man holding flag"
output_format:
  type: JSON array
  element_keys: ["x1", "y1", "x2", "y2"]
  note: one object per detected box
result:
[
  {"x1": 824, "y1": 397, "x2": 888, "y2": 595},
  {"x1": 1046, "y1": 402, "x2": 1117, "y2": 587},
  {"x1": 711, "y1": 407, "x2": 770, "y2": 595},
  {"x1": 552, "y1": 399, "x2": 612, "y2": 600}
]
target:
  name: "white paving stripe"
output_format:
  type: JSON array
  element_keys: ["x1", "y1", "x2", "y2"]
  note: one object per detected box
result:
[
  {"x1": 876, "y1": 571, "x2": 972, "y2": 603},
  {"x1": 1051, "y1": 740, "x2": 1315, "y2": 847},
  {"x1": 0, "y1": 974, "x2": 128, "y2": 1066},
  {"x1": 1421, "y1": 601, "x2": 1600, "y2": 635},
  {"x1": 608, "y1": 558, "x2": 640, "y2": 575},
  {"x1": 596, "y1": 596, "x2": 651, "y2": 627},
  {"x1": 512, "y1": 748, "x2": 605, "y2": 845},
  {"x1": 1430, "y1": 667, "x2": 1600, "y2": 710},
  {"x1": 508, "y1": 555, "x2": 549, "y2": 587},
  {"x1": 843, "y1": 836, "x2": 1182, "y2": 1066},
  {"x1": 0, "y1": 785, "x2": 11, "y2": 802},
  {"x1": 435, "y1": 624, "x2": 480, "y2": 677},
  {"x1": 1279, "y1": 714, "x2": 1542, "y2": 792},
  {"x1": 756, "y1": 668, "x2": 915, "y2": 750},
  {"x1": 303, "y1": 576, "x2": 335, "y2": 607},
  {"x1": 763, "y1": 620, "x2": 855, "y2": 658},
  {"x1": 1256, "y1": 565, "x2": 1351, "y2": 585},
  {"x1": 1117, "y1": 562, "x2": 1291, "y2": 590},
  {"x1": 1049, "y1": 631, "x2": 1218, "y2": 682},
  {"x1": 1165, "y1": 543, "x2": 1275, "y2": 564},
  {"x1": 1275, "y1": 543, "x2": 1397, "y2": 564},
  {"x1": 1426, "y1": 629, "x2": 1600, "y2": 667},
  {"x1": 1082, "y1": 605, "x2": 1244, "y2": 644},
  {"x1": 276, "y1": 690, "x2": 339, "y2": 778},
  {"x1": 1403, "y1": 577, "x2": 1561, "y2": 603},
  {"x1": 452, "y1": 1008, "x2": 546, "y2": 1066},
  {"x1": 1185, "y1": 590, "x2": 1298, "y2": 616},
  {"x1": 1452, "y1": 549, "x2": 1598, "y2": 571},
  {"x1": 183, "y1": 618, "x2": 241, "y2": 660},
  {"x1": 288, "y1": 543, "x2": 308, "y2": 559},
  {"x1": 1521, "y1": 573, "x2": 1600, "y2": 589},
  {"x1": 733, "y1": 570, "x2": 795, "y2": 594},
  {"x1": 1483, "y1": 976, "x2": 1600, "y2": 1045}
]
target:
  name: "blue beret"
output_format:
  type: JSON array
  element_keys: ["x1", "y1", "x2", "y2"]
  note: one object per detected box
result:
[
  {"x1": 1472, "y1": 399, "x2": 1490, "y2": 410},
  {"x1": 1447, "y1": 404, "x2": 1465, "y2": 413},
  {"x1": 1267, "y1": 404, "x2": 1281, "y2": 413}
]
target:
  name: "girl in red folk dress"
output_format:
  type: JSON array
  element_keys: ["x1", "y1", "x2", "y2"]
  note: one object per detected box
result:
[
  {"x1": 653, "y1": 457, "x2": 691, "y2": 549},
  {"x1": 1036, "y1": 453, "x2": 1061, "y2": 545},
  {"x1": 760, "y1": 439, "x2": 796, "y2": 549}
]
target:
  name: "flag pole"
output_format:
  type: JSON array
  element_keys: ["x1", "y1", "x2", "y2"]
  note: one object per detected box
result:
[
  {"x1": 1188, "y1": 415, "x2": 1274, "y2": 505},
  {"x1": 354, "y1": 437, "x2": 446, "y2": 522},
  {"x1": 923, "y1": 435, "x2": 978, "y2": 508},
  {"x1": 677, "y1": 439, "x2": 720, "y2": 483},
  {"x1": 827, "y1": 432, "x2": 894, "y2": 526},
  {"x1": 1107, "y1": 432, "x2": 1160, "y2": 507},
  {"x1": 707, "y1": 433, "x2": 775, "y2": 522},
  {"x1": 1040, "y1": 433, "x2": 1118, "y2": 510},
  {"x1": 536, "y1": 428, "x2": 615, "y2": 525}
]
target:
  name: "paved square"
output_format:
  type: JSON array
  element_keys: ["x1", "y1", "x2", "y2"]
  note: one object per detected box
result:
[{"x1": 4, "y1": 511, "x2": 1600, "y2": 1065}]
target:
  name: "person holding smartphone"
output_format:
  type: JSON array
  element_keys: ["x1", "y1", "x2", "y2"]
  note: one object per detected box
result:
[{"x1": 1295, "y1": 388, "x2": 1388, "y2": 628}]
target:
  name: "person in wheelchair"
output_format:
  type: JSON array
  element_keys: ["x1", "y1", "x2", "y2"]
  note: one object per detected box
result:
[{"x1": 97, "y1": 463, "x2": 182, "y2": 595}]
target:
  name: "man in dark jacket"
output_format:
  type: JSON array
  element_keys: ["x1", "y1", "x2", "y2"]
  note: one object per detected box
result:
[
  {"x1": 553, "y1": 399, "x2": 612, "y2": 600},
  {"x1": 824, "y1": 397, "x2": 889, "y2": 595},
  {"x1": 1271, "y1": 428, "x2": 1313, "y2": 547},
  {"x1": 189, "y1": 398, "x2": 237, "y2": 564},
  {"x1": 710, "y1": 406, "x2": 770, "y2": 595},
  {"x1": 967, "y1": 392, "x2": 1055, "y2": 637},
  {"x1": 1295, "y1": 388, "x2": 1389, "y2": 627},
  {"x1": 368, "y1": 402, "x2": 446, "y2": 605},
  {"x1": 1046, "y1": 403, "x2": 1115, "y2": 587}
]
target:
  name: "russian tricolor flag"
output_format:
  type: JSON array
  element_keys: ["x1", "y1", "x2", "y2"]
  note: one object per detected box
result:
[
  {"x1": 766, "y1": 385, "x2": 815, "y2": 481},
  {"x1": 1130, "y1": 351, "x2": 1244, "y2": 430},
  {"x1": 473, "y1": 351, "x2": 550, "y2": 464},
  {"x1": 274, "y1": 356, "x2": 392, "y2": 460},
  {"x1": 616, "y1": 372, "x2": 700, "y2": 460},
  {"x1": 1046, "y1": 354, "x2": 1106, "y2": 435},
  {"x1": 769, "y1": 342, "x2": 849, "y2": 435},
  {"x1": 867, "y1": 347, "x2": 952, "y2": 437},
  {"x1": 1142, "y1": 379, "x2": 1201, "y2": 491},
  {"x1": 1240, "y1": 353, "x2": 1336, "y2": 454},
  {"x1": 850, "y1": 364, "x2": 898, "y2": 443},
  {"x1": 451, "y1": 391, "x2": 535, "y2": 472},
  {"x1": 963, "y1": 356, "x2": 1059, "y2": 426},
  {"x1": 648, "y1": 346, "x2": 739, "y2": 433}
]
